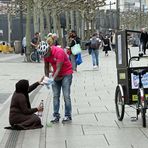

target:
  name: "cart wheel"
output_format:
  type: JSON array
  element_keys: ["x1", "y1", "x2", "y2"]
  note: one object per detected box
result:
[
  {"x1": 139, "y1": 89, "x2": 146, "y2": 127},
  {"x1": 30, "y1": 52, "x2": 36, "y2": 62},
  {"x1": 141, "y1": 108, "x2": 146, "y2": 127},
  {"x1": 115, "y1": 85, "x2": 125, "y2": 121}
]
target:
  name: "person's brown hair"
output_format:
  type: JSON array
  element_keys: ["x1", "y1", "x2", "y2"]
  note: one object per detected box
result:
[
  {"x1": 69, "y1": 31, "x2": 77, "y2": 39},
  {"x1": 35, "y1": 32, "x2": 39, "y2": 35}
]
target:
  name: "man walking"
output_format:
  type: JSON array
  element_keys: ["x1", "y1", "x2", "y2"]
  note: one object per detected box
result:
[
  {"x1": 31, "y1": 32, "x2": 40, "y2": 62},
  {"x1": 140, "y1": 28, "x2": 148, "y2": 55}
]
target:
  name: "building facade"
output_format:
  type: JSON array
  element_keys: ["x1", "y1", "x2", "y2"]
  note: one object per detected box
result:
[{"x1": 120, "y1": 0, "x2": 146, "y2": 11}]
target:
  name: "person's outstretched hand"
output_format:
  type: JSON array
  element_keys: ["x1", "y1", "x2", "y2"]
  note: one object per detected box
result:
[{"x1": 38, "y1": 76, "x2": 44, "y2": 85}]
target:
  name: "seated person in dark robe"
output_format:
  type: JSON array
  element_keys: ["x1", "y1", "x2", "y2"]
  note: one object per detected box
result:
[{"x1": 8, "y1": 78, "x2": 44, "y2": 130}]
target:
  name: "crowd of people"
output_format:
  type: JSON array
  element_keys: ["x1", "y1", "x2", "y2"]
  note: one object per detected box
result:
[{"x1": 5, "y1": 25, "x2": 148, "y2": 133}]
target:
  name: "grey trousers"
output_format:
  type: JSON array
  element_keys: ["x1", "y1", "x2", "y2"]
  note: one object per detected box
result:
[{"x1": 70, "y1": 54, "x2": 77, "y2": 71}]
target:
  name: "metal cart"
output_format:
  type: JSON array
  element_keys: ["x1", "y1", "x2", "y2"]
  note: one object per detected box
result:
[{"x1": 115, "y1": 30, "x2": 148, "y2": 127}]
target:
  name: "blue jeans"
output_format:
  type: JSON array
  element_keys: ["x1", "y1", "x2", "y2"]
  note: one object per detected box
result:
[
  {"x1": 52, "y1": 74, "x2": 73, "y2": 118},
  {"x1": 70, "y1": 54, "x2": 77, "y2": 71},
  {"x1": 91, "y1": 49, "x2": 99, "y2": 66}
]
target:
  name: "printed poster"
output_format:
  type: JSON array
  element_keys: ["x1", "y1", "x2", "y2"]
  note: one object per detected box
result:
[
  {"x1": 131, "y1": 73, "x2": 148, "y2": 89},
  {"x1": 117, "y1": 35, "x2": 122, "y2": 65}
]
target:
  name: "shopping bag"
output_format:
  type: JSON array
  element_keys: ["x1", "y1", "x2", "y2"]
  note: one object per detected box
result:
[
  {"x1": 76, "y1": 53, "x2": 82, "y2": 65},
  {"x1": 71, "y1": 43, "x2": 82, "y2": 55},
  {"x1": 42, "y1": 76, "x2": 54, "y2": 89}
]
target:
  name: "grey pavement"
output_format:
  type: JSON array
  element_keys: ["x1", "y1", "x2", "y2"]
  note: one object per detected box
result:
[{"x1": 0, "y1": 50, "x2": 148, "y2": 148}]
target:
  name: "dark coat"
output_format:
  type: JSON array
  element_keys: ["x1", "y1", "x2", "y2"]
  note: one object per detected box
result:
[
  {"x1": 9, "y1": 80, "x2": 43, "y2": 130},
  {"x1": 103, "y1": 38, "x2": 111, "y2": 51},
  {"x1": 140, "y1": 32, "x2": 148, "y2": 43},
  {"x1": 69, "y1": 36, "x2": 81, "y2": 48}
]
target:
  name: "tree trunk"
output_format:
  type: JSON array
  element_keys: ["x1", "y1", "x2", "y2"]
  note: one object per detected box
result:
[
  {"x1": 86, "y1": 19, "x2": 90, "y2": 39},
  {"x1": 19, "y1": 2, "x2": 23, "y2": 42},
  {"x1": 26, "y1": 0, "x2": 32, "y2": 62},
  {"x1": 70, "y1": 11, "x2": 74, "y2": 30},
  {"x1": 65, "y1": 11, "x2": 70, "y2": 33},
  {"x1": 7, "y1": 12, "x2": 11, "y2": 44},
  {"x1": 39, "y1": 2, "x2": 44, "y2": 40},
  {"x1": 33, "y1": 0, "x2": 39, "y2": 33},
  {"x1": 76, "y1": 11, "x2": 80, "y2": 36},
  {"x1": 81, "y1": 11, "x2": 85, "y2": 40},
  {"x1": 57, "y1": 14, "x2": 63, "y2": 47},
  {"x1": 44, "y1": 6, "x2": 51, "y2": 34},
  {"x1": 91, "y1": 19, "x2": 95, "y2": 35},
  {"x1": 52, "y1": 10, "x2": 57, "y2": 33}
]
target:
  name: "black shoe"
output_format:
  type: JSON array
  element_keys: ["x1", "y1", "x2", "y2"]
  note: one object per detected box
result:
[
  {"x1": 62, "y1": 116, "x2": 72, "y2": 123},
  {"x1": 50, "y1": 117, "x2": 60, "y2": 123}
]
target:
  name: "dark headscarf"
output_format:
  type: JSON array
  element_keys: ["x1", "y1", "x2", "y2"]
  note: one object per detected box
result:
[
  {"x1": 15, "y1": 80, "x2": 29, "y2": 94},
  {"x1": 15, "y1": 79, "x2": 31, "y2": 108}
]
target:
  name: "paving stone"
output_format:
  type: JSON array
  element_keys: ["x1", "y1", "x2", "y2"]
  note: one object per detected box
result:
[
  {"x1": 66, "y1": 135, "x2": 108, "y2": 148},
  {"x1": 0, "y1": 93, "x2": 11, "y2": 104},
  {"x1": 104, "y1": 128, "x2": 148, "y2": 146},
  {"x1": 1, "y1": 51, "x2": 148, "y2": 148}
]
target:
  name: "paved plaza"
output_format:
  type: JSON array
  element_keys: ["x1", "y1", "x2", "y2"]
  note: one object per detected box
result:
[{"x1": 0, "y1": 50, "x2": 148, "y2": 148}]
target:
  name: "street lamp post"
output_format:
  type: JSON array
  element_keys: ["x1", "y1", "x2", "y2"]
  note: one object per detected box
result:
[
  {"x1": 109, "y1": 1, "x2": 116, "y2": 29},
  {"x1": 139, "y1": 0, "x2": 142, "y2": 28},
  {"x1": 19, "y1": 1, "x2": 23, "y2": 42},
  {"x1": 116, "y1": 0, "x2": 120, "y2": 30},
  {"x1": 110, "y1": 1, "x2": 111, "y2": 10}
]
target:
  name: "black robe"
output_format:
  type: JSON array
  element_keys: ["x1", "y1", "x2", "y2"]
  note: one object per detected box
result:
[{"x1": 9, "y1": 80, "x2": 43, "y2": 130}]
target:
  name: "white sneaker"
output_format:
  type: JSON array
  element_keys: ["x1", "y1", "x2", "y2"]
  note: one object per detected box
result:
[
  {"x1": 62, "y1": 116, "x2": 72, "y2": 123},
  {"x1": 93, "y1": 65, "x2": 97, "y2": 69}
]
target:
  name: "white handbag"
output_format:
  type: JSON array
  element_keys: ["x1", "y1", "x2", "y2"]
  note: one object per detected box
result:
[{"x1": 71, "y1": 40, "x2": 82, "y2": 55}]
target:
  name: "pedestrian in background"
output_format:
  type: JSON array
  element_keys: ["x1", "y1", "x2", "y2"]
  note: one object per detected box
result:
[
  {"x1": 90, "y1": 33, "x2": 101, "y2": 69},
  {"x1": 68, "y1": 30, "x2": 81, "y2": 72},
  {"x1": 52, "y1": 33, "x2": 59, "y2": 46},
  {"x1": 140, "y1": 28, "x2": 148, "y2": 55},
  {"x1": 102, "y1": 34, "x2": 112, "y2": 56},
  {"x1": 46, "y1": 33, "x2": 59, "y2": 46},
  {"x1": 31, "y1": 32, "x2": 40, "y2": 63}
]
